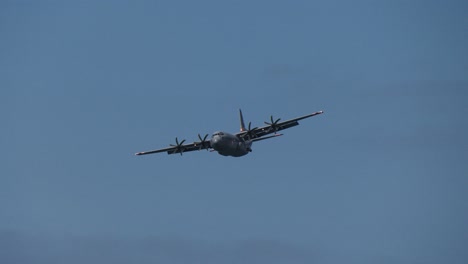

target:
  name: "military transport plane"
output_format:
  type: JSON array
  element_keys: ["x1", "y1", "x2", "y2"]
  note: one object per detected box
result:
[{"x1": 135, "y1": 109, "x2": 324, "y2": 157}]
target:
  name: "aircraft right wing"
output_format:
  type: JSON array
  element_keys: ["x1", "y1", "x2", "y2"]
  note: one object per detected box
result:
[{"x1": 236, "y1": 110, "x2": 324, "y2": 140}]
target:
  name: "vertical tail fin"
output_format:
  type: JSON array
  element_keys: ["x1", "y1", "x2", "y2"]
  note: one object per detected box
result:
[{"x1": 239, "y1": 109, "x2": 246, "y2": 132}]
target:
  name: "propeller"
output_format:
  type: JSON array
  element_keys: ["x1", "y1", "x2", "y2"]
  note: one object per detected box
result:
[
  {"x1": 196, "y1": 133, "x2": 210, "y2": 150},
  {"x1": 170, "y1": 137, "x2": 186, "y2": 155},
  {"x1": 244, "y1": 122, "x2": 258, "y2": 140},
  {"x1": 264, "y1": 115, "x2": 281, "y2": 133}
]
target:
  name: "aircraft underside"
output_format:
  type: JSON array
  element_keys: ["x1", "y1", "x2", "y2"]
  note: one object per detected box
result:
[{"x1": 211, "y1": 133, "x2": 252, "y2": 157}]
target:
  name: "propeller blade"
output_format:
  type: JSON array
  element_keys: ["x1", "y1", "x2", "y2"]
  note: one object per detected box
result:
[
  {"x1": 242, "y1": 121, "x2": 258, "y2": 140},
  {"x1": 196, "y1": 133, "x2": 210, "y2": 150},
  {"x1": 198, "y1": 133, "x2": 209, "y2": 142},
  {"x1": 171, "y1": 137, "x2": 186, "y2": 155},
  {"x1": 265, "y1": 115, "x2": 281, "y2": 133}
]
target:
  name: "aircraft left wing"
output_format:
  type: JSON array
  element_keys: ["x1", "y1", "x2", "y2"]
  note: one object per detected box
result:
[
  {"x1": 236, "y1": 110, "x2": 324, "y2": 139},
  {"x1": 135, "y1": 137, "x2": 211, "y2": 156}
]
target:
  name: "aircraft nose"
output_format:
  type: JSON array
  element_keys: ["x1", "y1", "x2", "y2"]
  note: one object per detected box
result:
[{"x1": 210, "y1": 137, "x2": 220, "y2": 149}]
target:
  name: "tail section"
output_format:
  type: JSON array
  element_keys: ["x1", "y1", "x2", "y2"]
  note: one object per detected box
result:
[{"x1": 239, "y1": 109, "x2": 246, "y2": 132}]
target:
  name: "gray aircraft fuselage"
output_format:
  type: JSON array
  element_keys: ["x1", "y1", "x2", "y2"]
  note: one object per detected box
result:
[{"x1": 210, "y1": 131, "x2": 252, "y2": 157}]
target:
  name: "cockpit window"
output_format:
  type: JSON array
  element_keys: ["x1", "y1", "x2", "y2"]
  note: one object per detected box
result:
[{"x1": 212, "y1": 132, "x2": 224, "y2": 137}]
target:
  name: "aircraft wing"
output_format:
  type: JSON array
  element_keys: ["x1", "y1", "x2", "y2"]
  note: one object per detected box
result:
[
  {"x1": 236, "y1": 110, "x2": 324, "y2": 139},
  {"x1": 135, "y1": 139, "x2": 211, "y2": 156}
]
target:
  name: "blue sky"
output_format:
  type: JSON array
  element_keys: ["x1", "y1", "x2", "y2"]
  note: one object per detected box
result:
[{"x1": 1, "y1": 0, "x2": 467, "y2": 263}]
